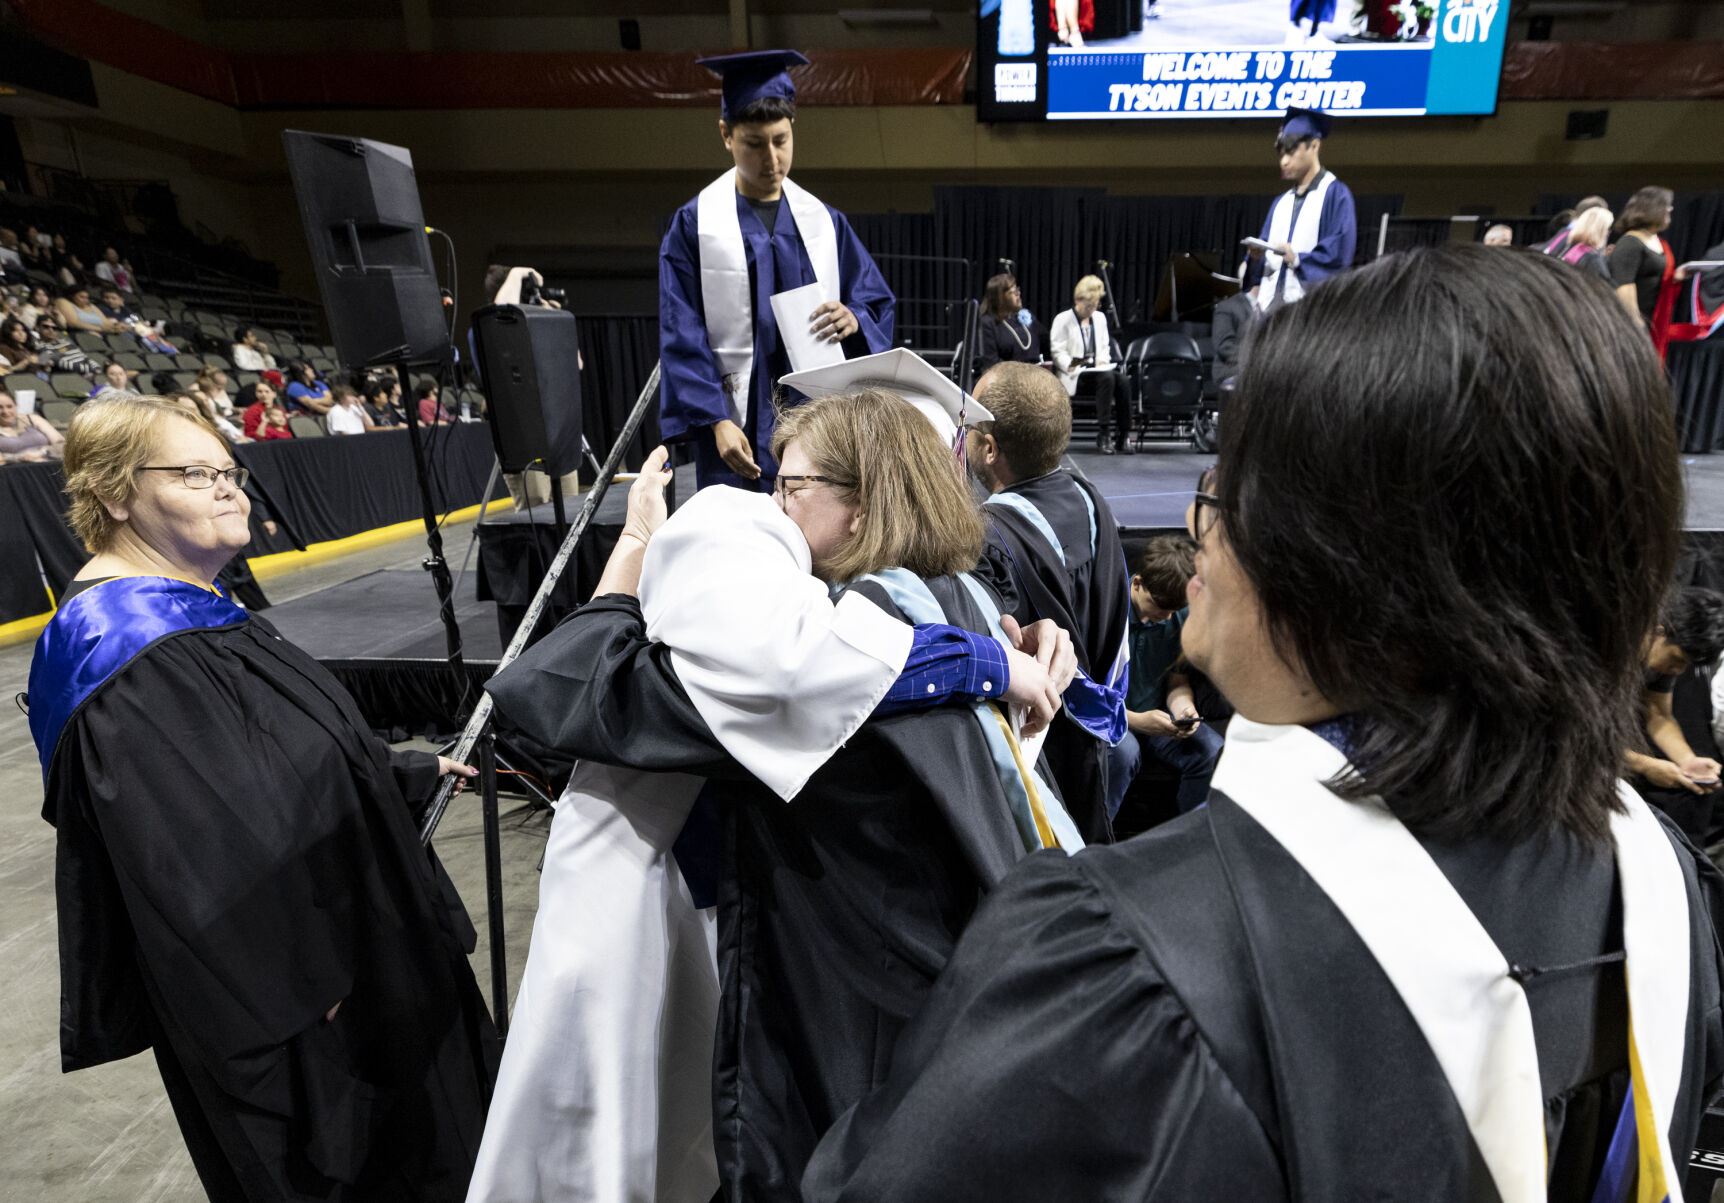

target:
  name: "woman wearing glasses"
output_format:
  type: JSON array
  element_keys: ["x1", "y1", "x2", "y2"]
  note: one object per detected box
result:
[
  {"x1": 27, "y1": 396, "x2": 499, "y2": 1202},
  {"x1": 803, "y1": 245, "x2": 1724, "y2": 1202}
]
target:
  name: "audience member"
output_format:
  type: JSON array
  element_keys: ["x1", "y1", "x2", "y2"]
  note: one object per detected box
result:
[
  {"x1": 0, "y1": 388, "x2": 64, "y2": 463},
  {"x1": 362, "y1": 374, "x2": 406, "y2": 428},
  {"x1": 970, "y1": 358, "x2": 1131, "y2": 840},
  {"x1": 283, "y1": 361, "x2": 333, "y2": 415},
  {"x1": 0, "y1": 316, "x2": 44, "y2": 372},
  {"x1": 1106, "y1": 534, "x2": 1223, "y2": 819},
  {"x1": 17, "y1": 284, "x2": 51, "y2": 329},
  {"x1": 1482, "y1": 223, "x2": 1514, "y2": 247},
  {"x1": 0, "y1": 228, "x2": 23, "y2": 278},
  {"x1": 1050, "y1": 275, "x2": 1131, "y2": 454},
  {"x1": 231, "y1": 326, "x2": 276, "y2": 371},
  {"x1": 239, "y1": 379, "x2": 287, "y2": 439},
  {"x1": 32, "y1": 316, "x2": 97, "y2": 377},
  {"x1": 975, "y1": 273, "x2": 1046, "y2": 373},
  {"x1": 184, "y1": 383, "x2": 248, "y2": 444},
  {"x1": 417, "y1": 382, "x2": 455, "y2": 425},
  {"x1": 1553, "y1": 206, "x2": 1613, "y2": 282},
  {"x1": 1610, "y1": 185, "x2": 1675, "y2": 329},
  {"x1": 90, "y1": 362, "x2": 139, "y2": 402},
  {"x1": 801, "y1": 242, "x2": 1722, "y2": 1203},
  {"x1": 195, "y1": 367, "x2": 235, "y2": 417},
  {"x1": 51, "y1": 234, "x2": 85, "y2": 288},
  {"x1": 92, "y1": 247, "x2": 134, "y2": 292},
  {"x1": 95, "y1": 286, "x2": 138, "y2": 325},
  {"x1": 56, "y1": 285, "x2": 119, "y2": 334},
  {"x1": 18, "y1": 226, "x2": 45, "y2": 270},
  {"x1": 325, "y1": 384, "x2": 373, "y2": 435},
  {"x1": 1625, "y1": 585, "x2": 1724, "y2": 839}
]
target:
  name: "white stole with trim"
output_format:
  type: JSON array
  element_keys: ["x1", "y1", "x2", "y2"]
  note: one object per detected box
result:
[
  {"x1": 696, "y1": 169, "x2": 840, "y2": 428},
  {"x1": 1257, "y1": 170, "x2": 1335, "y2": 311},
  {"x1": 1212, "y1": 717, "x2": 1691, "y2": 1203}
]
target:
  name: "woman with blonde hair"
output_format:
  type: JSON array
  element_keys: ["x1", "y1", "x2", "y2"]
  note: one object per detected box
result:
[
  {"x1": 1050, "y1": 273, "x2": 1130, "y2": 453},
  {"x1": 27, "y1": 396, "x2": 499, "y2": 1201},
  {"x1": 479, "y1": 370, "x2": 1080, "y2": 1203},
  {"x1": 1553, "y1": 204, "x2": 1613, "y2": 283}
]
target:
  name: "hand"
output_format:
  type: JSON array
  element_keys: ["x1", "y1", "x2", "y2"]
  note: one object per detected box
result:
[
  {"x1": 1002, "y1": 645, "x2": 1062, "y2": 739},
  {"x1": 263, "y1": 520, "x2": 278, "y2": 536},
  {"x1": 1272, "y1": 242, "x2": 1299, "y2": 270},
  {"x1": 1680, "y1": 755, "x2": 1723, "y2": 793},
  {"x1": 437, "y1": 755, "x2": 478, "y2": 795},
  {"x1": 1642, "y1": 757, "x2": 1707, "y2": 794},
  {"x1": 809, "y1": 301, "x2": 858, "y2": 344},
  {"x1": 18, "y1": 446, "x2": 47, "y2": 463},
  {"x1": 1001, "y1": 615, "x2": 1078, "y2": 694},
  {"x1": 1053, "y1": 0, "x2": 1086, "y2": 45},
  {"x1": 1245, "y1": 243, "x2": 1266, "y2": 259},
  {"x1": 621, "y1": 444, "x2": 675, "y2": 545},
  {"x1": 1676, "y1": 266, "x2": 1694, "y2": 281},
  {"x1": 712, "y1": 419, "x2": 760, "y2": 481},
  {"x1": 1132, "y1": 709, "x2": 1187, "y2": 739}
]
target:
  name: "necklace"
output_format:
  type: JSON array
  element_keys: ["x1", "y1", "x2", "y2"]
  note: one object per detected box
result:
[{"x1": 1003, "y1": 315, "x2": 1031, "y2": 351}]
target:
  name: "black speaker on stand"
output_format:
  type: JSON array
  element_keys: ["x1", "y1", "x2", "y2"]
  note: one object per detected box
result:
[{"x1": 472, "y1": 303, "x2": 588, "y2": 533}]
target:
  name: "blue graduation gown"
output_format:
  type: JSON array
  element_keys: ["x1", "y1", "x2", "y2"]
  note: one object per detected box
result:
[
  {"x1": 658, "y1": 190, "x2": 896, "y2": 491},
  {"x1": 1244, "y1": 175, "x2": 1357, "y2": 297}
]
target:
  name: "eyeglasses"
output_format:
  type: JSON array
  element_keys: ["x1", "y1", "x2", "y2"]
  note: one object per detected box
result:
[
  {"x1": 773, "y1": 473, "x2": 847, "y2": 500},
  {"x1": 138, "y1": 464, "x2": 249, "y2": 490},
  {"x1": 1192, "y1": 489, "x2": 1221, "y2": 548}
]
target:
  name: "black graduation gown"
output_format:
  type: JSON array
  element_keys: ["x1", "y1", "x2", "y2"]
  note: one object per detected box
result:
[
  {"x1": 973, "y1": 468, "x2": 1131, "y2": 844},
  {"x1": 485, "y1": 582, "x2": 1057, "y2": 1203},
  {"x1": 803, "y1": 794, "x2": 1724, "y2": 1201},
  {"x1": 43, "y1": 617, "x2": 499, "y2": 1202}
]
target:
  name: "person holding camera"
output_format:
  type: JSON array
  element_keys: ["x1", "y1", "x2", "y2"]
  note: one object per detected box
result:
[{"x1": 1049, "y1": 275, "x2": 1131, "y2": 454}]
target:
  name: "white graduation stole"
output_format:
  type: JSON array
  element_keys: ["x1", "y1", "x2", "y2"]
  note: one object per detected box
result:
[
  {"x1": 695, "y1": 169, "x2": 840, "y2": 428},
  {"x1": 1256, "y1": 170, "x2": 1335, "y2": 311},
  {"x1": 1212, "y1": 717, "x2": 1690, "y2": 1203}
]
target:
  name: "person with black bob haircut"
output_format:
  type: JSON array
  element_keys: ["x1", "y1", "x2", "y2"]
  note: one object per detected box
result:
[
  {"x1": 802, "y1": 243, "x2": 1724, "y2": 1203},
  {"x1": 1629, "y1": 585, "x2": 1724, "y2": 839}
]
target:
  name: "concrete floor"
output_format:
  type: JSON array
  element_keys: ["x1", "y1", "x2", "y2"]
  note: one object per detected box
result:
[{"x1": 0, "y1": 517, "x2": 547, "y2": 1202}]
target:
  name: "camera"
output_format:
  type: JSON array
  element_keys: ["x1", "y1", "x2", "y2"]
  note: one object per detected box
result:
[{"x1": 519, "y1": 275, "x2": 566, "y2": 308}]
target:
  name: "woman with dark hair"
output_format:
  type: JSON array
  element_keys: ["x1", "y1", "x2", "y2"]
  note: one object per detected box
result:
[
  {"x1": 802, "y1": 244, "x2": 1724, "y2": 1202},
  {"x1": 0, "y1": 315, "x2": 43, "y2": 372},
  {"x1": 1610, "y1": 185, "x2": 1679, "y2": 338},
  {"x1": 974, "y1": 273, "x2": 1046, "y2": 374}
]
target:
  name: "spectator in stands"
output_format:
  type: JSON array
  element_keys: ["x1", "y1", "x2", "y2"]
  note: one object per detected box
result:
[
  {"x1": 976, "y1": 273, "x2": 1047, "y2": 373},
  {"x1": 56, "y1": 285, "x2": 120, "y2": 335},
  {"x1": 93, "y1": 247, "x2": 135, "y2": 293},
  {"x1": 96, "y1": 286, "x2": 140, "y2": 326},
  {"x1": 283, "y1": 361, "x2": 334, "y2": 415},
  {"x1": 1050, "y1": 275, "x2": 1131, "y2": 455},
  {"x1": 184, "y1": 382, "x2": 249, "y2": 444},
  {"x1": 1611, "y1": 186, "x2": 1677, "y2": 330},
  {"x1": 34, "y1": 315, "x2": 97, "y2": 377},
  {"x1": 18, "y1": 226, "x2": 46, "y2": 270},
  {"x1": 240, "y1": 379, "x2": 286, "y2": 439},
  {"x1": 18, "y1": 284, "x2": 51, "y2": 329},
  {"x1": 1626, "y1": 586, "x2": 1724, "y2": 839},
  {"x1": 417, "y1": 381, "x2": 455, "y2": 426},
  {"x1": 1554, "y1": 206, "x2": 1613, "y2": 283},
  {"x1": 0, "y1": 228, "x2": 24, "y2": 280},
  {"x1": 362, "y1": 375, "x2": 406, "y2": 429},
  {"x1": 196, "y1": 367, "x2": 236, "y2": 418},
  {"x1": 1108, "y1": 534, "x2": 1222, "y2": 818},
  {"x1": 0, "y1": 387, "x2": 64, "y2": 463},
  {"x1": 326, "y1": 384, "x2": 374, "y2": 435},
  {"x1": 91, "y1": 362, "x2": 139, "y2": 402},
  {"x1": 1482, "y1": 224, "x2": 1514, "y2": 247},
  {"x1": 52, "y1": 235, "x2": 86, "y2": 289},
  {"x1": 0, "y1": 316, "x2": 44, "y2": 372},
  {"x1": 231, "y1": 326, "x2": 276, "y2": 371}
]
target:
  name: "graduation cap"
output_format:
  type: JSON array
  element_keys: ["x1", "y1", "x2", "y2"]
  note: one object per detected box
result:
[
  {"x1": 779, "y1": 348, "x2": 993, "y2": 449},
  {"x1": 1277, "y1": 107, "x2": 1332, "y2": 145},
  {"x1": 697, "y1": 49, "x2": 809, "y2": 123}
]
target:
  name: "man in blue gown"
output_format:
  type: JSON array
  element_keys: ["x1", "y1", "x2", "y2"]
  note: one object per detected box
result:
[
  {"x1": 1244, "y1": 108, "x2": 1356, "y2": 313},
  {"x1": 659, "y1": 49, "x2": 897, "y2": 492}
]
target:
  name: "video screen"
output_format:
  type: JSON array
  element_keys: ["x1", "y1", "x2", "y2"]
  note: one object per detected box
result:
[{"x1": 977, "y1": 0, "x2": 1508, "y2": 120}]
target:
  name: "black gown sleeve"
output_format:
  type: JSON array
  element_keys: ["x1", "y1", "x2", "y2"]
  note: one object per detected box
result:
[
  {"x1": 975, "y1": 316, "x2": 1003, "y2": 372},
  {"x1": 485, "y1": 593, "x2": 740, "y2": 779},
  {"x1": 387, "y1": 745, "x2": 442, "y2": 806},
  {"x1": 801, "y1": 850, "x2": 1285, "y2": 1201}
]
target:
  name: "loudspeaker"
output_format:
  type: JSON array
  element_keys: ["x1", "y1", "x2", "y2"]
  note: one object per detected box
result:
[
  {"x1": 1565, "y1": 109, "x2": 1609, "y2": 141},
  {"x1": 282, "y1": 130, "x2": 448, "y2": 368},
  {"x1": 472, "y1": 303, "x2": 584, "y2": 476}
]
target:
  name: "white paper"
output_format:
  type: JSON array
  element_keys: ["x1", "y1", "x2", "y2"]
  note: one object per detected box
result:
[
  {"x1": 1678, "y1": 260, "x2": 1724, "y2": 274},
  {"x1": 14, "y1": 389, "x2": 35, "y2": 415},
  {"x1": 1241, "y1": 236, "x2": 1276, "y2": 251},
  {"x1": 770, "y1": 282, "x2": 844, "y2": 375}
]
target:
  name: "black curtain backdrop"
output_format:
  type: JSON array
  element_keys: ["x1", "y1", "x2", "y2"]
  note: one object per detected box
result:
[
  {"x1": 576, "y1": 314, "x2": 660, "y2": 477},
  {"x1": 0, "y1": 465, "x2": 51, "y2": 620},
  {"x1": 3, "y1": 461, "x2": 87, "y2": 609},
  {"x1": 1673, "y1": 340, "x2": 1724, "y2": 454},
  {"x1": 846, "y1": 185, "x2": 1403, "y2": 346}
]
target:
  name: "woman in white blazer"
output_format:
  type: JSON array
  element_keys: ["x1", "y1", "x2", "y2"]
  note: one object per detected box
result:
[{"x1": 1049, "y1": 275, "x2": 1132, "y2": 454}]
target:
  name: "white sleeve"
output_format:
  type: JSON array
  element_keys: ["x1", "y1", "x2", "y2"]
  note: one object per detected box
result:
[
  {"x1": 639, "y1": 488, "x2": 913, "y2": 801},
  {"x1": 1709, "y1": 661, "x2": 1724, "y2": 752},
  {"x1": 1049, "y1": 310, "x2": 1076, "y2": 373}
]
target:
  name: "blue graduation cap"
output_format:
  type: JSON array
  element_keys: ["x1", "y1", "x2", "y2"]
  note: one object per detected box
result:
[
  {"x1": 1278, "y1": 107, "x2": 1333, "y2": 144},
  {"x1": 697, "y1": 49, "x2": 809, "y2": 123}
]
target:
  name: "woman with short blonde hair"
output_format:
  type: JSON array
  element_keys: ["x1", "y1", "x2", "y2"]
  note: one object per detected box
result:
[{"x1": 1073, "y1": 274, "x2": 1105, "y2": 304}]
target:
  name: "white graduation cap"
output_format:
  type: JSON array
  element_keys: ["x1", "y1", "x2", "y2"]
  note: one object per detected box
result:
[{"x1": 779, "y1": 347, "x2": 993, "y2": 448}]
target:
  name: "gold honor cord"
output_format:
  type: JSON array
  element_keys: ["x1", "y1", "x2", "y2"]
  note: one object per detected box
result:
[{"x1": 988, "y1": 703, "x2": 1060, "y2": 849}]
